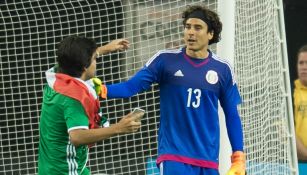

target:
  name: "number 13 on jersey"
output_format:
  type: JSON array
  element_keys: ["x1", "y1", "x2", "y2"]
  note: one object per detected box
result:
[{"x1": 187, "y1": 88, "x2": 201, "y2": 108}]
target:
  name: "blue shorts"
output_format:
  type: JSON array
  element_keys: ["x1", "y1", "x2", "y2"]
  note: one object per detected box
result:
[{"x1": 159, "y1": 161, "x2": 219, "y2": 175}]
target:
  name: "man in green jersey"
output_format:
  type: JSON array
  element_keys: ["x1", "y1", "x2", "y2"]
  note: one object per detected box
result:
[{"x1": 38, "y1": 36, "x2": 142, "y2": 175}]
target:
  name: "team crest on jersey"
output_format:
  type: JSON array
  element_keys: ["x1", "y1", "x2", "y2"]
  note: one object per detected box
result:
[{"x1": 206, "y1": 70, "x2": 218, "y2": 84}]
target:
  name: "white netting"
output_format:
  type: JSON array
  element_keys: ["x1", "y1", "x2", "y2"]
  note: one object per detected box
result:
[
  {"x1": 0, "y1": 0, "x2": 297, "y2": 175},
  {"x1": 235, "y1": 0, "x2": 296, "y2": 174}
]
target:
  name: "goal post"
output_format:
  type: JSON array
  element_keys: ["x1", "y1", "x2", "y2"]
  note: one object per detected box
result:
[
  {"x1": 0, "y1": 0, "x2": 298, "y2": 175},
  {"x1": 277, "y1": 0, "x2": 298, "y2": 173},
  {"x1": 218, "y1": 0, "x2": 298, "y2": 174},
  {"x1": 217, "y1": 0, "x2": 235, "y2": 174},
  {"x1": 233, "y1": 0, "x2": 298, "y2": 174}
]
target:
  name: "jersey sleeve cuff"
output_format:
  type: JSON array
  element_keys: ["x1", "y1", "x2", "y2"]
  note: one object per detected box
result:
[{"x1": 67, "y1": 126, "x2": 89, "y2": 133}]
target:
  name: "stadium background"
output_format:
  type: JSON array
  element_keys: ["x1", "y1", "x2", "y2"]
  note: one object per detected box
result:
[
  {"x1": 284, "y1": 0, "x2": 307, "y2": 90},
  {"x1": 0, "y1": 1, "x2": 161, "y2": 174},
  {"x1": 1, "y1": 0, "x2": 306, "y2": 174}
]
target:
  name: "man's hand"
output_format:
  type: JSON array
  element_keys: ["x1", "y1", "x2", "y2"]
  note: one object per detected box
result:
[
  {"x1": 226, "y1": 151, "x2": 246, "y2": 175},
  {"x1": 91, "y1": 77, "x2": 107, "y2": 98},
  {"x1": 96, "y1": 39, "x2": 130, "y2": 55},
  {"x1": 114, "y1": 111, "x2": 143, "y2": 134}
]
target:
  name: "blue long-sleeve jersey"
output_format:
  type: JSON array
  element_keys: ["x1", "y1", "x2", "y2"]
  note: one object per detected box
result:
[{"x1": 106, "y1": 48, "x2": 243, "y2": 169}]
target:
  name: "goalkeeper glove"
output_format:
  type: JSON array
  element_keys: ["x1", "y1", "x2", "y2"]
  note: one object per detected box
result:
[
  {"x1": 91, "y1": 77, "x2": 107, "y2": 98},
  {"x1": 226, "y1": 151, "x2": 246, "y2": 175}
]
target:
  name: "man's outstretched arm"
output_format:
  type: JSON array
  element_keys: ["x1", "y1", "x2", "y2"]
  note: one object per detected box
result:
[
  {"x1": 96, "y1": 39, "x2": 130, "y2": 55},
  {"x1": 106, "y1": 68, "x2": 156, "y2": 98}
]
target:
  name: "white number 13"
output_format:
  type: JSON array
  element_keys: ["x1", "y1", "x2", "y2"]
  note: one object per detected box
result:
[{"x1": 187, "y1": 88, "x2": 201, "y2": 108}]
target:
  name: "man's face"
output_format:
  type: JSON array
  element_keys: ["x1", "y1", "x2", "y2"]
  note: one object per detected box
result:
[
  {"x1": 183, "y1": 18, "x2": 213, "y2": 52},
  {"x1": 297, "y1": 51, "x2": 307, "y2": 86},
  {"x1": 84, "y1": 53, "x2": 97, "y2": 80}
]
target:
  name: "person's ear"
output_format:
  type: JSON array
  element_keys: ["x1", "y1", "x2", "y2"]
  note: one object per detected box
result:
[{"x1": 208, "y1": 31, "x2": 214, "y2": 40}]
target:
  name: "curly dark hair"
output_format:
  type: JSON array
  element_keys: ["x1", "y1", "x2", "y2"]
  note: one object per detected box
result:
[
  {"x1": 56, "y1": 36, "x2": 97, "y2": 77},
  {"x1": 182, "y1": 5, "x2": 222, "y2": 45}
]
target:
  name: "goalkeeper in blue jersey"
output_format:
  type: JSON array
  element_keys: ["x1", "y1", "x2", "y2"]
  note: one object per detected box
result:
[{"x1": 97, "y1": 5, "x2": 245, "y2": 175}]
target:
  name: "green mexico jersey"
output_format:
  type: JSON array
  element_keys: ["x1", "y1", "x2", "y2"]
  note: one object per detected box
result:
[{"x1": 38, "y1": 85, "x2": 90, "y2": 175}]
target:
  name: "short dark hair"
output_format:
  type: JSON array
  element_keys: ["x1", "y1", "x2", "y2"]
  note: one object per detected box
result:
[
  {"x1": 298, "y1": 44, "x2": 307, "y2": 57},
  {"x1": 56, "y1": 36, "x2": 97, "y2": 77},
  {"x1": 182, "y1": 5, "x2": 222, "y2": 45}
]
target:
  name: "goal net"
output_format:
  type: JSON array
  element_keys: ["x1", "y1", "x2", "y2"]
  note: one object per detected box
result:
[
  {"x1": 0, "y1": 0, "x2": 297, "y2": 175},
  {"x1": 234, "y1": 0, "x2": 297, "y2": 174}
]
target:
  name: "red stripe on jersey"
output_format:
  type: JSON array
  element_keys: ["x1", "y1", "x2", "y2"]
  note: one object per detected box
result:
[{"x1": 157, "y1": 154, "x2": 219, "y2": 169}]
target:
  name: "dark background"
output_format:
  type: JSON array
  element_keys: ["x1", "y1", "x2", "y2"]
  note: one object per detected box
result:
[
  {"x1": 0, "y1": 1, "x2": 159, "y2": 175},
  {"x1": 284, "y1": 0, "x2": 307, "y2": 90}
]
